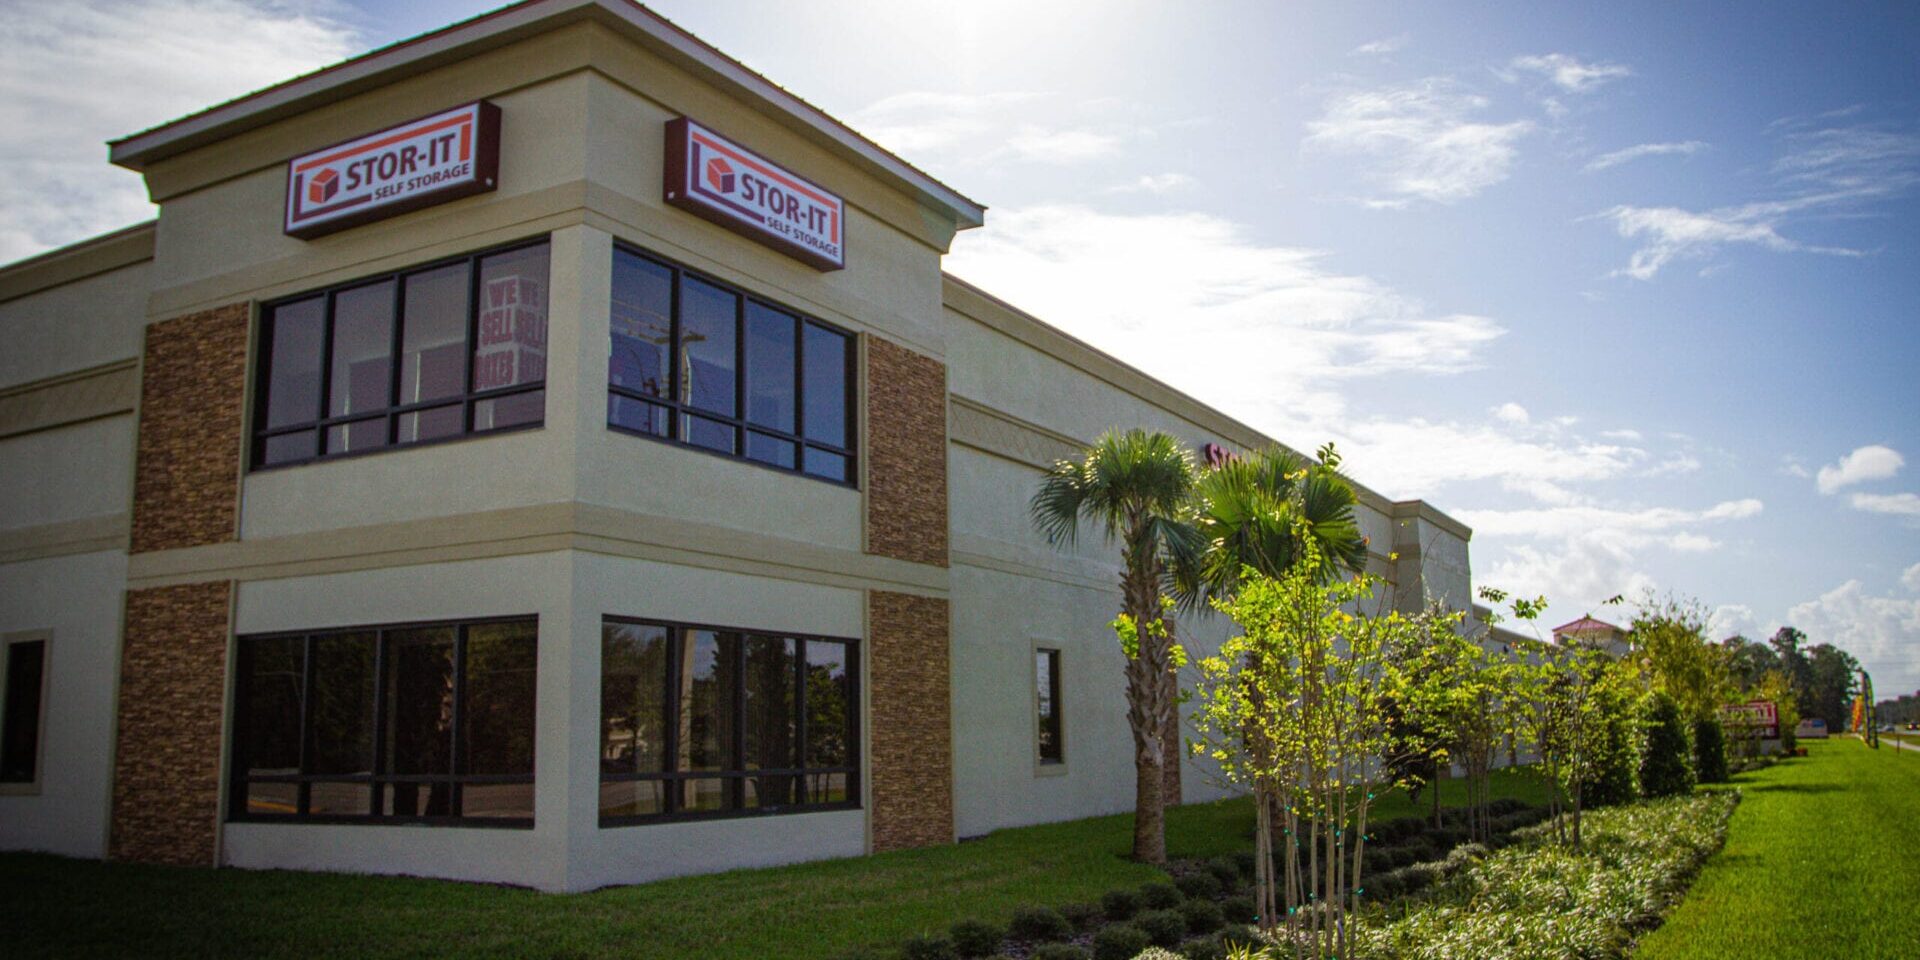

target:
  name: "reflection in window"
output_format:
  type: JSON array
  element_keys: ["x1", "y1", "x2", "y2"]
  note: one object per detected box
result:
[
  {"x1": 605, "y1": 245, "x2": 856, "y2": 484},
  {"x1": 1037, "y1": 649, "x2": 1063, "y2": 764},
  {"x1": 252, "y1": 239, "x2": 548, "y2": 468},
  {"x1": 229, "y1": 618, "x2": 537, "y2": 826},
  {"x1": 598, "y1": 618, "x2": 858, "y2": 825}
]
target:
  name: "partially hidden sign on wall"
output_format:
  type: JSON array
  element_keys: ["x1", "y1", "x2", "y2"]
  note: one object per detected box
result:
[
  {"x1": 284, "y1": 101, "x2": 501, "y2": 240},
  {"x1": 664, "y1": 117, "x2": 846, "y2": 271}
]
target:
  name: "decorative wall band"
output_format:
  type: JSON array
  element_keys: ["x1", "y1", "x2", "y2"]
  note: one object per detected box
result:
[
  {"x1": 0, "y1": 513, "x2": 129, "y2": 564},
  {"x1": 0, "y1": 359, "x2": 137, "y2": 440}
]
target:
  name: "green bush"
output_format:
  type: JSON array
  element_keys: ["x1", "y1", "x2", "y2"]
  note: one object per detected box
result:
[
  {"x1": 1175, "y1": 871, "x2": 1223, "y2": 900},
  {"x1": 1100, "y1": 888, "x2": 1141, "y2": 922},
  {"x1": 1179, "y1": 936, "x2": 1226, "y2": 960},
  {"x1": 1205, "y1": 855, "x2": 1243, "y2": 887},
  {"x1": 1027, "y1": 945, "x2": 1089, "y2": 960},
  {"x1": 1058, "y1": 901, "x2": 1103, "y2": 932},
  {"x1": 947, "y1": 918, "x2": 1003, "y2": 958},
  {"x1": 1135, "y1": 908, "x2": 1187, "y2": 947},
  {"x1": 899, "y1": 933, "x2": 957, "y2": 960},
  {"x1": 1694, "y1": 716, "x2": 1730, "y2": 783},
  {"x1": 1138, "y1": 881, "x2": 1182, "y2": 910},
  {"x1": 1231, "y1": 850, "x2": 1257, "y2": 879},
  {"x1": 1090, "y1": 924, "x2": 1151, "y2": 960},
  {"x1": 1178, "y1": 897, "x2": 1224, "y2": 934},
  {"x1": 1356, "y1": 793, "x2": 1738, "y2": 959},
  {"x1": 1216, "y1": 924, "x2": 1262, "y2": 950},
  {"x1": 1007, "y1": 905, "x2": 1071, "y2": 943},
  {"x1": 1581, "y1": 689, "x2": 1644, "y2": 807},
  {"x1": 1640, "y1": 692, "x2": 1696, "y2": 798},
  {"x1": 1219, "y1": 893, "x2": 1256, "y2": 924},
  {"x1": 1127, "y1": 951, "x2": 1183, "y2": 960}
]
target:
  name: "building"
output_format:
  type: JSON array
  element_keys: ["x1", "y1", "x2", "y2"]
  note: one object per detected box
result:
[
  {"x1": 0, "y1": 0, "x2": 1476, "y2": 892},
  {"x1": 1552, "y1": 616, "x2": 1631, "y2": 658}
]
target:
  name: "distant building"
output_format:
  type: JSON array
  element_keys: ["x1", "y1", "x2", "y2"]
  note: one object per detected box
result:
[{"x1": 1552, "y1": 616, "x2": 1631, "y2": 658}]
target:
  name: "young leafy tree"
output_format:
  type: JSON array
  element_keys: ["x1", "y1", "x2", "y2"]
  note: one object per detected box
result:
[
  {"x1": 1030, "y1": 429, "x2": 1202, "y2": 864},
  {"x1": 1190, "y1": 542, "x2": 1421, "y2": 960},
  {"x1": 1753, "y1": 668, "x2": 1801, "y2": 752},
  {"x1": 1639, "y1": 691, "x2": 1695, "y2": 797},
  {"x1": 1631, "y1": 594, "x2": 1733, "y2": 725}
]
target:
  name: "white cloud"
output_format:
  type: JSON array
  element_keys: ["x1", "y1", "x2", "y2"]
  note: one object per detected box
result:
[
  {"x1": 1455, "y1": 498, "x2": 1762, "y2": 541},
  {"x1": 946, "y1": 204, "x2": 1505, "y2": 429},
  {"x1": 1850, "y1": 492, "x2": 1920, "y2": 516},
  {"x1": 1708, "y1": 603, "x2": 1760, "y2": 640},
  {"x1": 0, "y1": 0, "x2": 360, "y2": 262},
  {"x1": 849, "y1": 91, "x2": 1128, "y2": 167},
  {"x1": 1304, "y1": 79, "x2": 1532, "y2": 205},
  {"x1": 1491, "y1": 402, "x2": 1530, "y2": 424},
  {"x1": 1643, "y1": 452, "x2": 1703, "y2": 477},
  {"x1": 1903, "y1": 562, "x2": 1920, "y2": 592},
  {"x1": 1108, "y1": 173, "x2": 1195, "y2": 194},
  {"x1": 1352, "y1": 34, "x2": 1410, "y2": 57},
  {"x1": 1817, "y1": 444, "x2": 1904, "y2": 494},
  {"x1": 1479, "y1": 530, "x2": 1658, "y2": 626},
  {"x1": 1668, "y1": 532, "x2": 1719, "y2": 552},
  {"x1": 1583, "y1": 140, "x2": 1707, "y2": 173},
  {"x1": 1787, "y1": 580, "x2": 1920, "y2": 700},
  {"x1": 1505, "y1": 53, "x2": 1631, "y2": 94},
  {"x1": 1600, "y1": 428, "x2": 1643, "y2": 441},
  {"x1": 1780, "y1": 456, "x2": 1812, "y2": 479},
  {"x1": 1594, "y1": 202, "x2": 1861, "y2": 280}
]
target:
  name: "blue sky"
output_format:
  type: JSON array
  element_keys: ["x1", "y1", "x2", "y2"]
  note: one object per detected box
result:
[{"x1": 2, "y1": 1, "x2": 1915, "y2": 696}]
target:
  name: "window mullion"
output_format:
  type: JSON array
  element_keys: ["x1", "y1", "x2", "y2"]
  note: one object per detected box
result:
[
  {"x1": 297, "y1": 635, "x2": 315, "y2": 816},
  {"x1": 449, "y1": 624, "x2": 467, "y2": 816},
  {"x1": 795, "y1": 637, "x2": 808, "y2": 801},
  {"x1": 387, "y1": 273, "x2": 405, "y2": 446},
  {"x1": 371, "y1": 628, "x2": 389, "y2": 817},
  {"x1": 668, "y1": 268, "x2": 683, "y2": 441}
]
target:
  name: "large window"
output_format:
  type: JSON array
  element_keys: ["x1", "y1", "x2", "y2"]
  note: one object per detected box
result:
[
  {"x1": 252, "y1": 239, "x2": 550, "y2": 469},
  {"x1": 607, "y1": 246, "x2": 857, "y2": 485},
  {"x1": 1, "y1": 635, "x2": 48, "y2": 786},
  {"x1": 230, "y1": 618, "x2": 537, "y2": 826},
  {"x1": 599, "y1": 618, "x2": 857, "y2": 825},
  {"x1": 1036, "y1": 648, "x2": 1063, "y2": 765}
]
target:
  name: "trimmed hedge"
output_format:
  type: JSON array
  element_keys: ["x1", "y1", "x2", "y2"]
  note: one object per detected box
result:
[
  {"x1": 947, "y1": 918, "x2": 1002, "y2": 958},
  {"x1": 1100, "y1": 888, "x2": 1140, "y2": 922},
  {"x1": 1640, "y1": 692, "x2": 1696, "y2": 798},
  {"x1": 1138, "y1": 882, "x2": 1182, "y2": 911},
  {"x1": 1694, "y1": 717, "x2": 1730, "y2": 783},
  {"x1": 1007, "y1": 905, "x2": 1071, "y2": 943},
  {"x1": 1090, "y1": 924, "x2": 1151, "y2": 960}
]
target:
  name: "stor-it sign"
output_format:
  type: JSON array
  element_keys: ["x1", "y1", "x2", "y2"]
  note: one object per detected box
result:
[
  {"x1": 284, "y1": 101, "x2": 501, "y2": 240},
  {"x1": 664, "y1": 118, "x2": 845, "y2": 271}
]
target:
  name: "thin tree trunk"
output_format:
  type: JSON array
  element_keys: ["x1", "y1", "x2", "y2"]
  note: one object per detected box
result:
[{"x1": 1133, "y1": 747, "x2": 1166, "y2": 863}]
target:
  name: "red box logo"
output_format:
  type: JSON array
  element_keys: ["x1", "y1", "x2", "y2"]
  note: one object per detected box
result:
[{"x1": 307, "y1": 168, "x2": 340, "y2": 205}]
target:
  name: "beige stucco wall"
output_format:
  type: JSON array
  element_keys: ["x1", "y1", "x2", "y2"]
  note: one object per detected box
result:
[{"x1": 0, "y1": 550, "x2": 128, "y2": 857}]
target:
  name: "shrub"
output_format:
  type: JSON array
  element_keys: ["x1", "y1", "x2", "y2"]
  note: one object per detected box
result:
[
  {"x1": 1205, "y1": 855, "x2": 1244, "y2": 886},
  {"x1": 1231, "y1": 850, "x2": 1257, "y2": 879},
  {"x1": 1177, "y1": 896, "x2": 1224, "y2": 934},
  {"x1": 1216, "y1": 924, "x2": 1262, "y2": 950},
  {"x1": 1640, "y1": 692, "x2": 1696, "y2": 798},
  {"x1": 1139, "y1": 881, "x2": 1182, "y2": 910},
  {"x1": 1100, "y1": 888, "x2": 1141, "y2": 922},
  {"x1": 1694, "y1": 716, "x2": 1730, "y2": 783},
  {"x1": 1129, "y1": 951, "x2": 1183, "y2": 960},
  {"x1": 1090, "y1": 924, "x2": 1152, "y2": 960},
  {"x1": 1028, "y1": 945, "x2": 1089, "y2": 960},
  {"x1": 1180, "y1": 936, "x2": 1226, "y2": 960},
  {"x1": 948, "y1": 919, "x2": 1003, "y2": 958},
  {"x1": 1582, "y1": 691, "x2": 1643, "y2": 808},
  {"x1": 1058, "y1": 901, "x2": 1103, "y2": 933},
  {"x1": 900, "y1": 934, "x2": 957, "y2": 960},
  {"x1": 1175, "y1": 871, "x2": 1223, "y2": 900},
  {"x1": 1008, "y1": 905, "x2": 1071, "y2": 943},
  {"x1": 1135, "y1": 908, "x2": 1188, "y2": 947},
  {"x1": 1219, "y1": 893, "x2": 1257, "y2": 924}
]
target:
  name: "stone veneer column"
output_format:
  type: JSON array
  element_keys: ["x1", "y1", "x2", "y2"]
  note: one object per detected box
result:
[
  {"x1": 867, "y1": 590, "x2": 952, "y2": 852},
  {"x1": 111, "y1": 581, "x2": 234, "y2": 865},
  {"x1": 113, "y1": 303, "x2": 249, "y2": 864},
  {"x1": 862, "y1": 335, "x2": 953, "y2": 851}
]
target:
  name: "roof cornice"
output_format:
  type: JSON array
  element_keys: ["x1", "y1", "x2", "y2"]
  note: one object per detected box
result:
[{"x1": 106, "y1": 0, "x2": 983, "y2": 230}]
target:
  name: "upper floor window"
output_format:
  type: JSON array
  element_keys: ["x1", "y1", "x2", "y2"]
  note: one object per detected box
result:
[
  {"x1": 252, "y1": 239, "x2": 550, "y2": 469},
  {"x1": 607, "y1": 245, "x2": 856, "y2": 485}
]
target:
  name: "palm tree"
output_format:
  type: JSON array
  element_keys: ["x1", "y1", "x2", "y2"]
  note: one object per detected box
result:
[
  {"x1": 1179, "y1": 443, "x2": 1368, "y2": 604},
  {"x1": 1030, "y1": 429, "x2": 1202, "y2": 864}
]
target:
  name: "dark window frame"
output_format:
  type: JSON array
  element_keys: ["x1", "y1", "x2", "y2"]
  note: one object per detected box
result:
[
  {"x1": 0, "y1": 634, "x2": 49, "y2": 789},
  {"x1": 599, "y1": 616, "x2": 860, "y2": 828},
  {"x1": 1036, "y1": 646, "x2": 1064, "y2": 766},
  {"x1": 249, "y1": 237, "x2": 552, "y2": 471},
  {"x1": 606, "y1": 243, "x2": 859, "y2": 488},
  {"x1": 228, "y1": 615, "x2": 538, "y2": 829}
]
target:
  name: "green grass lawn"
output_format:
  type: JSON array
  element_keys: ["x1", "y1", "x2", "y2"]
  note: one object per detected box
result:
[
  {"x1": 1634, "y1": 740, "x2": 1920, "y2": 959},
  {"x1": 0, "y1": 770, "x2": 1544, "y2": 960}
]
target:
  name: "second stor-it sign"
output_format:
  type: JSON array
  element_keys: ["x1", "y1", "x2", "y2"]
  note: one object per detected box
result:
[{"x1": 663, "y1": 118, "x2": 846, "y2": 271}]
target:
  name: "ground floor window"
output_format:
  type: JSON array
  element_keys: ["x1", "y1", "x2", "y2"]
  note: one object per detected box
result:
[
  {"x1": 231, "y1": 617, "x2": 537, "y2": 827},
  {"x1": 1, "y1": 635, "x2": 48, "y2": 786},
  {"x1": 599, "y1": 617, "x2": 857, "y2": 826},
  {"x1": 1036, "y1": 647, "x2": 1063, "y2": 765}
]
